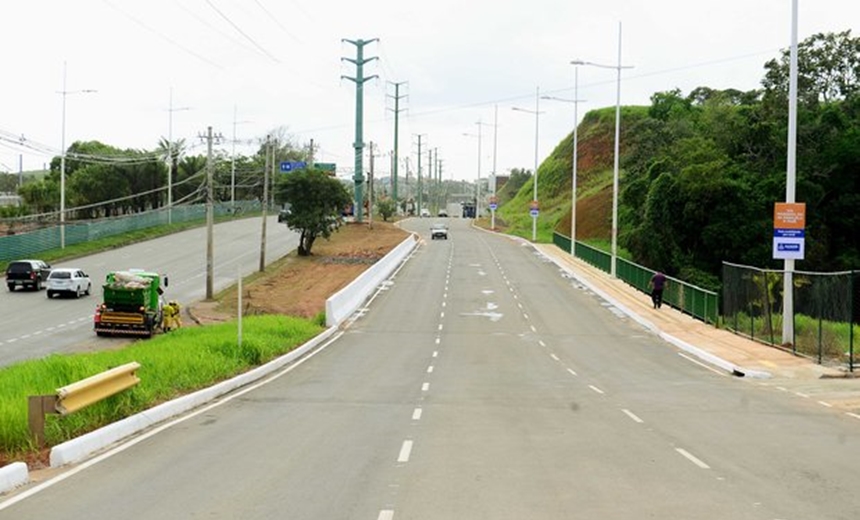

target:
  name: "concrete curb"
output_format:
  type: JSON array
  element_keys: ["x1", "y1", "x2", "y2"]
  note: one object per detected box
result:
[
  {"x1": 48, "y1": 326, "x2": 338, "y2": 468},
  {"x1": 533, "y1": 245, "x2": 772, "y2": 379},
  {"x1": 326, "y1": 234, "x2": 419, "y2": 327},
  {"x1": 0, "y1": 463, "x2": 28, "y2": 495}
]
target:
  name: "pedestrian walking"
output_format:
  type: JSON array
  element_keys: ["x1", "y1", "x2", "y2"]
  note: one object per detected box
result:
[{"x1": 649, "y1": 271, "x2": 667, "y2": 309}]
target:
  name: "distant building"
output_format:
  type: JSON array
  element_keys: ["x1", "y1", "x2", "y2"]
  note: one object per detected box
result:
[{"x1": 0, "y1": 194, "x2": 21, "y2": 207}]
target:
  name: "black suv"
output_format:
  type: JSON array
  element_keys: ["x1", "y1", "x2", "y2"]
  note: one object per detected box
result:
[{"x1": 6, "y1": 260, "x2": 52, "y2": 291}]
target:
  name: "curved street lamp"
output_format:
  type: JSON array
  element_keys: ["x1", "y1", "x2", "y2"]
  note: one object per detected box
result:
[{"x1": 572, "y1": 22, "x2": 633, "y2": 277}]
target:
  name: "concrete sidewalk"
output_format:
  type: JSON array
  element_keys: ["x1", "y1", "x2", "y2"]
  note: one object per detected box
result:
[{"x1": 532, "y1": 243, "x2": 860, "y2": 413}]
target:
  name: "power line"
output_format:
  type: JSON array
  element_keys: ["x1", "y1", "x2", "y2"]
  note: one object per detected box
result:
[
  {"x1": 102, "y1": 0, "x2": 224, "y2": 69},
  {"x1": 204, "y1": 0, "x2": 281, "y2": 63}
]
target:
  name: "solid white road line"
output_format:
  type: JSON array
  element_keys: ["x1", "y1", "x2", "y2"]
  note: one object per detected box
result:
[
  {"x1": 675, "y1": 448, "x2": 710, "y2": 469},
  {"x1": 677, "y1": 353, "x2": 726, "y2": 376}
]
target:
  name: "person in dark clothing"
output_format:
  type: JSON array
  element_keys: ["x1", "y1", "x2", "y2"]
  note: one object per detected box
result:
[{"x1": 649, "y1": 271, "x2": 667, "y2": 309}]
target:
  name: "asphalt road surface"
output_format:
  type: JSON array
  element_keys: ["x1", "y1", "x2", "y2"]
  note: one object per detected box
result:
[
  {"x1": 0, "y1": 216, "x2": 299, "y2": 367},
  {"x1": 2, "y1": 218, "x2": 858, "y2": 519}
]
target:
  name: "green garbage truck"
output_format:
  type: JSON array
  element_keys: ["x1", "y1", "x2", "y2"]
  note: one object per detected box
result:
[{"x1": 93, "y1": 270, "x2": 168, "y2": 338}]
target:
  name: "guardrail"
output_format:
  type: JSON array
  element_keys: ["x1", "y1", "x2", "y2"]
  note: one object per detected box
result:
[
  {"x1": 552, "y1": 232, "x2": 719, "y2": 324},
  {"x1": 28, "y1": 362, "x2": 141, "y2": 446}
]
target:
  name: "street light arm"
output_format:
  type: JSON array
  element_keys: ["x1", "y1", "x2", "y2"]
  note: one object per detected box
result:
[{"x1": 571, "y1": 59, "x2": 633, "y2": 70}]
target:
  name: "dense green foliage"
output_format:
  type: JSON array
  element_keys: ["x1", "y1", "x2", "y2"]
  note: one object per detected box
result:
[
  {"x1": 274, "y1": 168, "x2": 352, "y2": 255},
  {"x1": 501, "y1": 30, "x2": 860, "y2": 282},
  {"x1": 12, "y1": 131, "x2": 311, "y2": 219}
]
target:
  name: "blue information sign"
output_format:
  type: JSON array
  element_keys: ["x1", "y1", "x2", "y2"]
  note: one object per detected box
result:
[{"x1": 280, "y1": 161, "x2": 307, "y2": 173}]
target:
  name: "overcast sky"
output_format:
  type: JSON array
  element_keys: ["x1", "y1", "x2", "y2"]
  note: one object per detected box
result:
[{"x1": 1, "y1": 0, "x2": 856, "y2": 186}]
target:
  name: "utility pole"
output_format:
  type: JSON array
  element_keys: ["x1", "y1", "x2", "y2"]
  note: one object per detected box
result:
[
  {"x1": 387, "y1": 81, "x2": 407, "y2": 212},
  {"x1": 416, "y1": 135, "x2": 424, "y2": 217},
  {"x1": 309, "y1": 138, "x2": 315, "y2": 168},
  {"x1": 369, "y1": 141, "x2": 375, "y2": 229},
  {"x1": 341, "y1": 38, "x2": 378, "y2": 222},
  {"x1": 199, "y1": 126, "x2": 223, "y2": 300},
  {"x1": 260, "y1": 135, "x2": 271, "y2": 273}
]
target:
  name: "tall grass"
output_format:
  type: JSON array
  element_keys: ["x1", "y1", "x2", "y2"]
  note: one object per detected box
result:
[{"x1": 0, "y1": 315, "x2": 322, "y2": 459}]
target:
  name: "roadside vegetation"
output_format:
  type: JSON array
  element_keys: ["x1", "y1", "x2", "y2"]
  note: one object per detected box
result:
[
  {"x1": 0, "y1": 315, "x2": 322, "y2": 464},
  {"x1": 497, "y1": 30, "x2": 860, "y2": 285}
]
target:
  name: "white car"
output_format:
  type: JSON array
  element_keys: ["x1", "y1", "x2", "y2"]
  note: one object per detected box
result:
[
  {"x1": 430, "y1": 222, "x2": 449, "y2": 240},
  {"x1": 46, "y1": 268, "x2": 92, "y2": 299}
]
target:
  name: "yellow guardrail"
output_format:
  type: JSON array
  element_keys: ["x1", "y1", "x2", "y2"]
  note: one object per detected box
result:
[{"x1": 28, "y1": 362, "x2": 141, "y2": 446}]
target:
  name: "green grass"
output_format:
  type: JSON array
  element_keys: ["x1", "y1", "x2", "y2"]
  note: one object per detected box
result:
[
  {"x1": 725, "y1": 311, "x2": 858, "y2": 364},
  {"x1": 0, "y1": 315, "x2": 322, "y2": 459}
]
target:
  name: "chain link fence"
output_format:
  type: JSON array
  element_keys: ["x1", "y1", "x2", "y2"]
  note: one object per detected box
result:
[
  {"x1": 0, "y1": 201, "x2": 261, "y2": 263},
  {"x1": 722, "y1": 262, "x2": 857, "y2": 370}
]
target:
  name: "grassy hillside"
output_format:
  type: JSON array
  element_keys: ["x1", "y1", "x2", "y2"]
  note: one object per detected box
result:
[{"x1": 494, "y1": 106, "x2": 648, "y2": 244}]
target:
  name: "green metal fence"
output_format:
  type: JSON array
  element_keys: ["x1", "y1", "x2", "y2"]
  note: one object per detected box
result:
[
  {"x1": 0, "y1": 201, "x2": 261, "y2": 262},
  {"x1": 552, "y1": 231, "x2": 719, "y2": 324}
]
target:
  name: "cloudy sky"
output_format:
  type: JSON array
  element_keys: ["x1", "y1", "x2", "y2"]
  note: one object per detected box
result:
[{"x1": 1, "y1": 0, "x2": 856, "y2": 186}]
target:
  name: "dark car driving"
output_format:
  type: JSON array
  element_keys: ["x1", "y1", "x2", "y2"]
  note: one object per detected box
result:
[{"x1": 5, "y1": 259, "x2": 52, "y2": 291}]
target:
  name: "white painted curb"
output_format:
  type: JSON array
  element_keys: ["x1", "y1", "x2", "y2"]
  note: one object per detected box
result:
[
  {"x1": 48, "y1": 326, "x2": 337, "y2": 468},
  {"x1": 326, "y1": 234, "x2": 418, "y2": 327},
  {"x1": 0, "y1": 463, "x2": 28, "y2": 494}
]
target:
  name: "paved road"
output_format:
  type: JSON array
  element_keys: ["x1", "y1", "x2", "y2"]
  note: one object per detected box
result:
[
  {"x1": 2, "y1": 218, "x2": 858, "y2": 519},
  {"x1": 0, "y1": 217, "x2": 299, "y2": 367}
]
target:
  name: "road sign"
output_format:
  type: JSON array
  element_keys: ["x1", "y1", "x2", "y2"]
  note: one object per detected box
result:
[
  {"x1": 489, "y1": 203, "x2": 498, "y2": 211},
  {"x1": 773, "y1": 202, "x2": 806, "y2": 260},
  {"x1": 315, "y1": 162, "x2": 336, "y2": 172},
  {"x1": 530, "y1": 200, "x2": 539, "y2": 210},
  {"x1": 530, "y1": 208, "x2": 539, "y2": 217},
  {"x1": 280, "y1": 161, "x2": 307, "y2": 173}
]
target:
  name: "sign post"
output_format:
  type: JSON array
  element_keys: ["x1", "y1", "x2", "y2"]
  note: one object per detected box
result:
[{"x1": 489, "y1": 196, "x2": 498, "y2": 230}]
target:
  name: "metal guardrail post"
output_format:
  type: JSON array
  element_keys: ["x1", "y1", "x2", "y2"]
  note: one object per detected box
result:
[
  {"x1": 28, "y1": 395, "x2": 58, "y2": 448},
  {"x1": 28, "y1": 362, "x2": 141, "y2": 446}
]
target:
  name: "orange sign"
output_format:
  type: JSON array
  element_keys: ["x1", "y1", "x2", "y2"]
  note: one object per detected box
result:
[{"x1": 774, "y1": 202, "x2": 806, "y2": 230}]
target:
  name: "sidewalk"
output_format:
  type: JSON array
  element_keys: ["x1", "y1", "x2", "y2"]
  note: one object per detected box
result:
[{"x1": 533, "y1": 244, "x2": 860, "y2": 413}]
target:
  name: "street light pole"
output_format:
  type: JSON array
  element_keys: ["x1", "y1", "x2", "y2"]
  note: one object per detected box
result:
[
  {"x1": 512, "y1": 86, "x2": 543, "y2": 241},
  {"x1": 58, "y1": 62, "x2": 96, "y2": 249},
  {"x1": 573, "y1": 22, "x2": 633, "y2": 276},
  {"x1": 231, "y1": 105, "x2": 252, "y2": 209},
  {"x1": 167, "y1": 88, "x2": 190, "y2": 225},
  {"x1": 462, "y1": 129, "x2": 483, "y2": 219},
  {"x1": 543, "y1": 69, "x2": 586, "y2": 256}
]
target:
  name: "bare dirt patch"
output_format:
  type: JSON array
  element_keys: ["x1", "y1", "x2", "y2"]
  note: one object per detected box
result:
[{"x1": 190, "y1": 221, "x2": 411, "y2": 323}]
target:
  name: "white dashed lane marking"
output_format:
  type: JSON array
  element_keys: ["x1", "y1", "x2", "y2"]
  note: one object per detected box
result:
[
  {"x1": 676, "y1": 448, "x2": 710, "y2": 469},
  {"x1": 397, "y1": 440, "x2": 413, "y2": 462}
]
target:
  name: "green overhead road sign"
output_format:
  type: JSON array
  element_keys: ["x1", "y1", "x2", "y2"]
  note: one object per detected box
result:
[{"x1": 315, "y1": 163, "x2": 336, "y2": 172}]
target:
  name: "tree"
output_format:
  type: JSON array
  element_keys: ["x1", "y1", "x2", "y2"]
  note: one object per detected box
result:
[
  {"x1": 376, "y1": 197, "x2": 397, "y2": 221},
  {"x1": 763, "y1": 30, "x2": 860, "y2": 105},
  {"x1": 274, "y1": 169, "x2": 351, "y2": 256}
]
